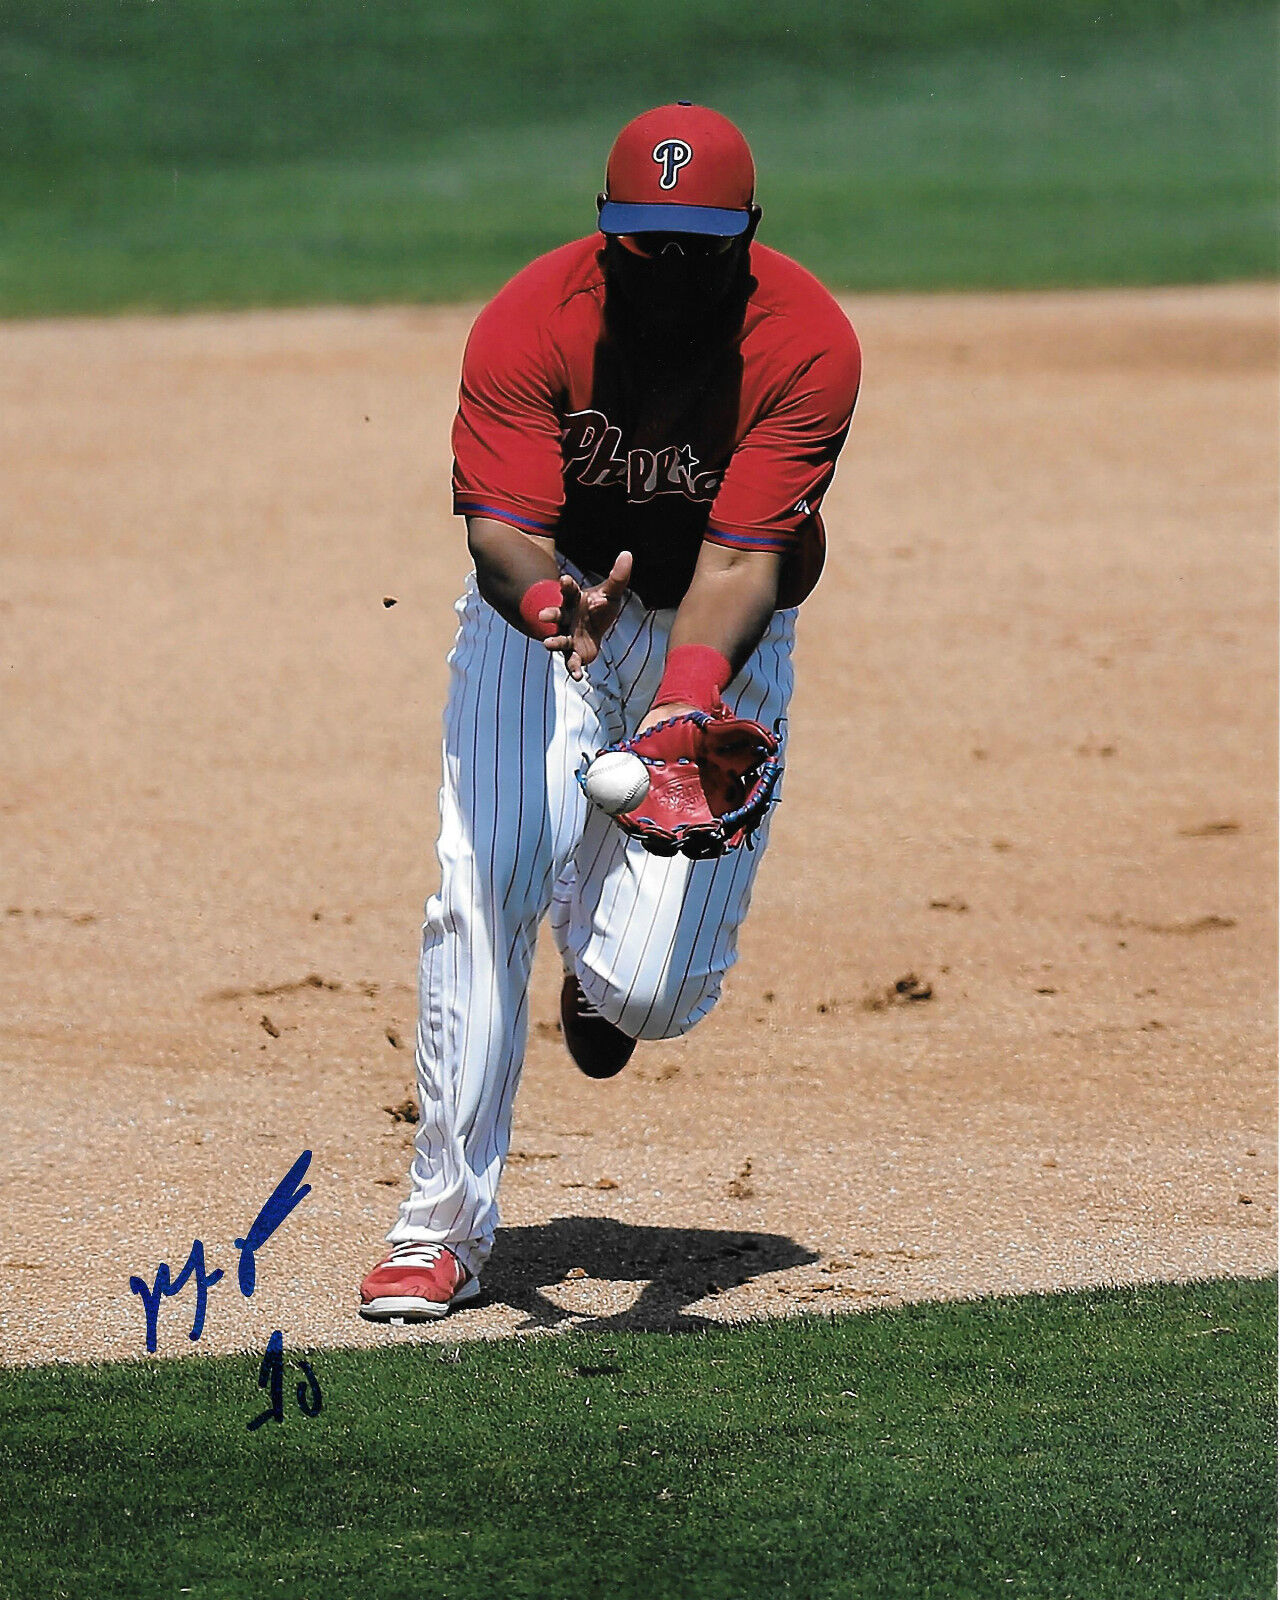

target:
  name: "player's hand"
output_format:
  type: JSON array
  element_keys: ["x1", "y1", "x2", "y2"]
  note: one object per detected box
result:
[{"x1": 541, "y1": 551, "x2": 633, "y2": 679}]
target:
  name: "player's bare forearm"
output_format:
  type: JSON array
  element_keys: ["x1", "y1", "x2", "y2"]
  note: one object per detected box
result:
[
  {"x1": 668, "y1": 544, "x2": 783, "y2": 674},
  {"x1": 466, "y1": 516, "x2": 559, "y2": 630}
]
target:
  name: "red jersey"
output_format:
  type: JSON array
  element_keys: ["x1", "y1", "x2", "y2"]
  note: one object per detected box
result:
[{"x1": 451, "y1": 236, "x2": 860, "y2": 609}]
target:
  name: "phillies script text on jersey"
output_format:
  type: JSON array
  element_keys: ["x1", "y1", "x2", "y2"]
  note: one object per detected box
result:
[
  {"x1": 451, "y1": 236, "x2": 860, "y2": 609},
  {"x1": 562, "y1": 409, "x2": 722, "y2": 503}
]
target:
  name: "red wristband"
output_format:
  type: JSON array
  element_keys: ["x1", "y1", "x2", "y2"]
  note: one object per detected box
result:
[
  {"x1": 652, "y1": 644, "x2": 733, "y2": 713},
  {"x1": 518, "y1": 578, "x2": 563, "y2": 641}
]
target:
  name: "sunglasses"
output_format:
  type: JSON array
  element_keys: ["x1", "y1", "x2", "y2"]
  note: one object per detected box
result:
[{"x1": 614, "y1": 233, "x2": 738, "y2": 261}]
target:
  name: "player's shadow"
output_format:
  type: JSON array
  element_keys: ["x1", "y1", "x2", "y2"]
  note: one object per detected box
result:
[{"x1": 480, "y1": 1216, "x2": 817, "y2": 1332}]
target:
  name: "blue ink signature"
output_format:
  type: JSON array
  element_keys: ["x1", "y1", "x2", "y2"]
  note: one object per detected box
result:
[
  {"x1": 128, "y1": 1149, "x2": 312, "y2": 1353},
  {"x1": 232, "y1": 1148, "x2": 313, "y2": 1297},
  {"x1": 126, "y1": 1238, "x2": 225, "y2": 1353}
]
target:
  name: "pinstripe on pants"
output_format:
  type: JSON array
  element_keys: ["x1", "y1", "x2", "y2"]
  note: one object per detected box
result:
[{"x1": 387, "y1": 567, "x2": 795, "y2": 1274}]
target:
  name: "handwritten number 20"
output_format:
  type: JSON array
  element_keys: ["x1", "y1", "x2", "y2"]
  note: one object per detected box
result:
[{"x1": 247, "y1": 1329, "x2": 323, "y2": 1431}]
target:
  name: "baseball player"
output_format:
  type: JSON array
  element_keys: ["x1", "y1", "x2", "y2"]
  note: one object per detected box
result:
[{"x1": 359, "y1": 103, "x2": 861, "y2": 1322}]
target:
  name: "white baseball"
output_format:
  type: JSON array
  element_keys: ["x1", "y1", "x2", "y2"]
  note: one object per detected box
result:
[{"x1": 584, "y1": 750, "x2": 650, "y2": 815}]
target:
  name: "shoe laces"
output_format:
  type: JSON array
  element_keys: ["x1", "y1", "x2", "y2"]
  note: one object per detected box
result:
[
  {"x1": 570, "y1": 980, "x2": 605, "y2": 1020},
  {"x1": 385, "y1": 1240, "x2": 450, "y2": 1269}
]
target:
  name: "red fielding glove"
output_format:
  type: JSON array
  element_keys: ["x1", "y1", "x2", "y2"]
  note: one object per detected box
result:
[{"x1": 580, "y1": 710, "x2": 782, "y2": 859}]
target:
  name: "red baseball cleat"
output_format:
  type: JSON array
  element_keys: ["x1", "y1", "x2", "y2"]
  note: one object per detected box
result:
[
  {"x1": 560, "y1": 973, "x2": 637, "y2": 1079},
  {"x1": 358, "y1": 1240, "x2": 481, "y2": 1323}
]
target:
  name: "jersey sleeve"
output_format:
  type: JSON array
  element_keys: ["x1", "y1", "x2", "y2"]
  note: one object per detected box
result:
[
  {"x1": 705, "y1": 320, "x2": 861, "y2": 556},
  {"x1": 451, "y1": 289, "x2": 566, "y2": 536}
]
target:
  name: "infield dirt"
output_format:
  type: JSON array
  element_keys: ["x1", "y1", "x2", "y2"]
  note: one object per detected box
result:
[{"x1": 1, "y1": 284, "x2": 1275, "y2": 1364}]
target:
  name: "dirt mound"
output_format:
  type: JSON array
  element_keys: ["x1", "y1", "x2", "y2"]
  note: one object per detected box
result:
[{"x1": 0, "y1": 286, "x2": 1274, "y2": 1364}]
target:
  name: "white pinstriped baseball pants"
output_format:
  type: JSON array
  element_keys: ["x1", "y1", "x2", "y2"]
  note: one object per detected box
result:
[{"x1": 388, "y1": 567, "x2": 795, "y2": 1273}]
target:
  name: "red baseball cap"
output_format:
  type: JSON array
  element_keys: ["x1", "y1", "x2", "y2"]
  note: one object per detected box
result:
[{"x1": 599, "y1": 104, "x2": 756, "y2": 238}]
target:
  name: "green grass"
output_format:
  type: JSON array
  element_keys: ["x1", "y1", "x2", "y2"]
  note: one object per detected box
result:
[
  {"x1": 1, "y1": 1278, "x2": 1275, "y2": 1599},
  {"x1": 0, "y1": 0, "x2": 1249, "y2": 167},
  {"x1": 0, "y1": 3, "x2": 1273, "y2": 313}
]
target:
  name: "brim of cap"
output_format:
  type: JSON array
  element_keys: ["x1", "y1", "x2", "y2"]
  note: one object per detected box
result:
[{"x1": 598, "y1": 201, "x2": 752, "y2": 237}]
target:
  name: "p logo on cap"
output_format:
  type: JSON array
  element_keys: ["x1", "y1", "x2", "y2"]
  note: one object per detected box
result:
[{"x1": 653, "y1": 138, "x2": 693, "y2": 190}]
